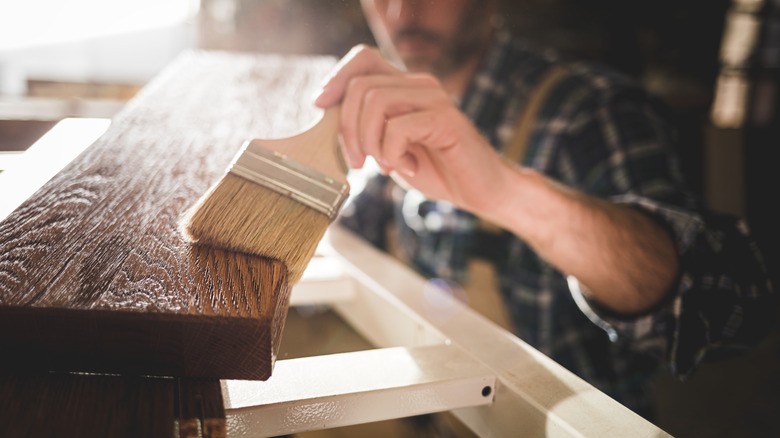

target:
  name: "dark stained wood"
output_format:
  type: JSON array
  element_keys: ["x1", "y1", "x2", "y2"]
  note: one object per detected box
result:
[
  {"x1": 178, "y1": 378, "x2": 227, "y2": 438},
  {"x1": 0, "y1": 51, "x2": 337, "y2": 379},
  {"x1": 0, "y1": 372, "x2": 227, "y2": 438},
  {"x1": 0, "y1": 372, "x2": 176, "y2": 438}
]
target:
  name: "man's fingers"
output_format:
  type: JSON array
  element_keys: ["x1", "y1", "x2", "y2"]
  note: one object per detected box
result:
[
  {"x1": 313, "y1": 45, "x2": 400, "y2": 108},
  {"x1": 380, "y1": 109, "x2": 450, "y2": 176},
  {"x1": 355, "y1": 78, "x2": 447, "y2": 165},
  {"x1": 311, "y1": 44, "x2": 456, "y2": 177},
  {"x1": 340, "y1": 75, "x2": 412, "y2": 168},
  {"x1": 340, "y1": 75, "x2": 447, "y2": 169}
]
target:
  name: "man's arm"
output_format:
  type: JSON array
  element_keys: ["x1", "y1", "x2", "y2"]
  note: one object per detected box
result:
[
  {"x1": 315, "y1": 45, "x2": 679, "y2": 315},
  {"x1": 482, "y1": 165, "x2": 679, "y2": 314}
]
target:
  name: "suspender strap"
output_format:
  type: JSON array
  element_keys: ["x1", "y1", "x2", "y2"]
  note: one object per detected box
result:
[
  {"x1": 466, "y1": 65, "x2": 572, "y2": 330},
  {"x1": 478, "y1": 65, "x2": 571, "y2": 235},
  {"x1": 502, "y1": 64, "x2": 571, "y2": 164}
]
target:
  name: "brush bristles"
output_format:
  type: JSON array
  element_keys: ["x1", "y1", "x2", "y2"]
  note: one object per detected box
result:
[{"x1": 179, "y1": 173, "x2": 330, "y2": 284}]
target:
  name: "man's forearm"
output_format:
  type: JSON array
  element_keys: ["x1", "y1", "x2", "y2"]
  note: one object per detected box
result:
[{"x1": 481, "y1": 164, "x2": 680, "y2": 315}]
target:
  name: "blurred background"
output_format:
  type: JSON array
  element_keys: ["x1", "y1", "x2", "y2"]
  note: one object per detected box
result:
[
  {"x1": 1, "y1": 1, "x2": 778, "y2": 437},
  {"x1": 1, "y1": 0, "x2": 778, "y2": 278}
]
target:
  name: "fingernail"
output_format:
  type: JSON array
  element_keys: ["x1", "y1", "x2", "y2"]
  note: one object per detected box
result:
[
  {"x1": 400, "y1": 166, "x2": 416, "y2": 178},
  {"x1": 344, "y1": 148, "x2": 363, "y2": 168},
  {"x1": 338, "y1": 134, "x2": 359, "y2": 167},
  {"x1": 312, "y1": 86, "x2": 328, "y2": 106},
  {"x1": 399, "y1": 155, "x2": 417, "y2": 177}
]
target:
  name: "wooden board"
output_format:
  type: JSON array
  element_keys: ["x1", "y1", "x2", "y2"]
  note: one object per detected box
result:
[
  {"x1": 0, "y1": 372, "x2": 224, "y2": 438},
  {"x1": 0, "y1": 372, "x2": 176, "y2": 438},
  {"x1": 0, "y1": 51, "x2": 336, "y2": 380}
]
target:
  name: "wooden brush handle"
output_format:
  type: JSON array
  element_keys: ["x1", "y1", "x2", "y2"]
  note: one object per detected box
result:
[{"x1": 262, "y1": 106, "x2": 347, "y2": 184}]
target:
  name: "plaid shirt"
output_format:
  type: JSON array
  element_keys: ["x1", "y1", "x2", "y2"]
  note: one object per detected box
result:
[{"x1": 338, "y1": 30, "x2": 775, "y2": 419}]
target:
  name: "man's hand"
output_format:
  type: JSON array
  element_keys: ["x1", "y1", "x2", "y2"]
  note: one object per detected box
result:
[{"x1": 314, "y1": 45, "x2": 509, "y2": 214}]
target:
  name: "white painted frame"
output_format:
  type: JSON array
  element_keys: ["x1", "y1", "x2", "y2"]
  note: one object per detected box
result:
[{"x1": 223, "y1": 227, "x2": 672, "y2": 437}]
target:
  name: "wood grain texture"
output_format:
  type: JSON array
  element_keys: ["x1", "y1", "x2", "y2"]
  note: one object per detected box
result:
[
  {"x1": 0, "y1": 51, "x2": 336, "y2": 379},
  {"x1": 0, "y1": 372, "x2": 176, "y2": 438},
  {"x1": 0, "y1": 373, "x2": 226, "y2": 438},
  {"x1": 178, "y1": 378, "x2": 226, "y2": 438}
]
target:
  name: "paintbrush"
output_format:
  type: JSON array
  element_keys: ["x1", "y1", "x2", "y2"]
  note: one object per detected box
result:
[{"x1": 179, "y1": 106, "x2": 349, "y2": 284}]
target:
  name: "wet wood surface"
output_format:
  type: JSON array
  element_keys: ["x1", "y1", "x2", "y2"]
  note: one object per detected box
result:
[{"x1": 0, "y1": 51, "x2": 335, "y2": 380}]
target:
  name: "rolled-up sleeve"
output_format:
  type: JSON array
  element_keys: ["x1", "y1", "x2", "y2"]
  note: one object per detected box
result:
[
  {"x1": 554, "y1": 78, "x2": 776, "y2": 379},
  {"x1": 569, "y1": 194, "x2": 776, "y2": 379}
]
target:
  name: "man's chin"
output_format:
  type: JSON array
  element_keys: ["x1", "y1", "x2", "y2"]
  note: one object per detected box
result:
[
  {"x1": 401, "y1": 57, "x2": 437, "y2": 74},
  {"x1": 394, "y1": 40, "x2": 440, "y2": 70},
  {"x1": 397, "y1": 46, "x2": 453, "y2": 72}
]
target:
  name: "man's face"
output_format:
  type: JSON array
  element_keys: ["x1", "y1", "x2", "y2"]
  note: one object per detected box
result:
[{"x1": 360, "y1": 0, "x2": 494, "y2": 78}]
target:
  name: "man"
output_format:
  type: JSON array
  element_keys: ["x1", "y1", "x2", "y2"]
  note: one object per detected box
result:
[{"x1": 313, "y1": 0, "x2": 775, "y2": 420}]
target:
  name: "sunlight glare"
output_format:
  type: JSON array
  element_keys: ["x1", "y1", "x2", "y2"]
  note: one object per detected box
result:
[{"x1": 0, "y1": 0, "x2": 200, "y2": 51}]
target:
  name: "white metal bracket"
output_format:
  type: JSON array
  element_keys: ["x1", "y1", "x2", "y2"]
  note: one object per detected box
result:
[{"x1": 223, "y1": 344, "x2": 495, "y2": 436}]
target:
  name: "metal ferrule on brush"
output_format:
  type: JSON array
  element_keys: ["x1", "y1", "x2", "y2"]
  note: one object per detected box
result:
[{"x1": 228, "y1": 140, "x2": 349, "y2": 221}]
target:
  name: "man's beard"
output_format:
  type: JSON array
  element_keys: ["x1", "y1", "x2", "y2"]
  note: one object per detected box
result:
[{"x1": 392, "y1": 25, "x2": 487, "y2": 79}]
